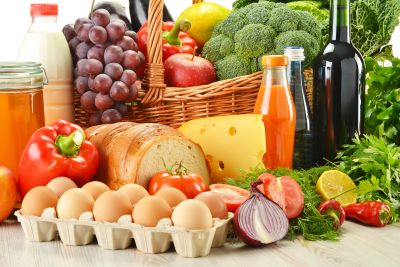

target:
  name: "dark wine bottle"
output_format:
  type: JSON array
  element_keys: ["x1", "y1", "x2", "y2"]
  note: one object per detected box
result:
[
  {"x1": 285, "y1": 47, "x2": 314, "y2": 169},
  {"x1": 313, "y1": 0, "x2": 365, "y2": 164}
]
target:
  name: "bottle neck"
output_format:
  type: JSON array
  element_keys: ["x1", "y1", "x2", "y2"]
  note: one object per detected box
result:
[
  {"x1": 329, "y1": 0, "x2": 351, "y2": 43},
  {"x1": 32, "y1": 16, "x2": 58, "y2": 24},
  {"x1": 264, "y1": 66, "x2": 289, "y2": 89}
]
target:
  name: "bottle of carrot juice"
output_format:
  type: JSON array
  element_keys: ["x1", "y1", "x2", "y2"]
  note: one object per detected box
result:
[{"x1": 254, "y1": 55, "x2": 296, "y2": 169}]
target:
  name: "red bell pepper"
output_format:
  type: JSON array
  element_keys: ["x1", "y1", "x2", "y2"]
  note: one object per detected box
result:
[
  {"x1": 318, "y1": 199, "x2": 346, "y2": 230},
  {"x1": 137, "y1": 20, "x2": 197, "y2": 63},
  {"x1": 18, "y1": 120, "x2": 99, "y2": 198},
  {"x1": 344, "y1": 201, "x2": 391, "y2": 227}
]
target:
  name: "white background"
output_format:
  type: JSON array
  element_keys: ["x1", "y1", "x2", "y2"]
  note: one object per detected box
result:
[{"x1": 0, "y1": 0, "x2": 398, "y2": 61}]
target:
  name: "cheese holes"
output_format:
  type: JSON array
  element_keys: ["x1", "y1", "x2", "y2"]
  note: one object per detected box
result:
[
  {"x1": 218, "y1": 161, "x2": 225, "y2": 171},
  {"x1": 229, "y1": 127, "x2": 237, "y2": 136}
]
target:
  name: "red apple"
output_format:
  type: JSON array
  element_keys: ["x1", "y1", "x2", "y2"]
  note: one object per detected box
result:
[{"x1": 164, "y1": 53, "x2": 215, "y2": 87}]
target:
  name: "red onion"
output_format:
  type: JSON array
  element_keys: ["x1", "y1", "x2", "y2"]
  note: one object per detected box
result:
[{"x1": 233, "y1": 181, "x2": 289, "y2": 246}]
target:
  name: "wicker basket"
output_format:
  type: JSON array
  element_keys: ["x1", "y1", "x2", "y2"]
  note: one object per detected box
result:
[{"x1": 74, "y1": 0, "x2": 313, "y2": 128}]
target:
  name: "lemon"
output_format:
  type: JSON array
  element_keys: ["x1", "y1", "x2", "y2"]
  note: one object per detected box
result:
[
  {"x1": 316, "y1": 170, "x2": 358, "y2": 206},
  {"x1": 177, "y1": 2, "x2": 231, "y2": 48}
]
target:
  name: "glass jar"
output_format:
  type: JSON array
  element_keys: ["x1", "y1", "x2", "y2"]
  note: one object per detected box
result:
[{"x1": 0, "y1": 62, "x2": 46, "y2": 175}]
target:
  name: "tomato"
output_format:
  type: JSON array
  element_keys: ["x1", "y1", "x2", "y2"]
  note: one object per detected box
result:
[
  {"x1": 258, "y1": 173, "x2": 304, "y2": 219},
  {"x1": 209, "y1": 184, "x2": 250, "y2": 212},
  {"x1": 148, "y1": 171, "x2": 207, "y2": 199}
]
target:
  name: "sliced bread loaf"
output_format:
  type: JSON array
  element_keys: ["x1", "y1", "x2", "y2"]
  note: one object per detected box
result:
[{"x1": 86, "y1": 123, "x2": 210, "y2": 189}]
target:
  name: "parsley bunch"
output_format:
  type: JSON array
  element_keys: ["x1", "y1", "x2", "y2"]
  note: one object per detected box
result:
[
  {"x1": 365, "y1": 58, "x2": 400, "y2": 144},
  {"x1": 336, "y1": 135, "x2": 400, "y2": 223}
]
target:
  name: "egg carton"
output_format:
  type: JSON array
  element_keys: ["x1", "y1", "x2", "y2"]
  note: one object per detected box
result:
[{"x1": 14, "y1": 209, "x2": 233, "y2": 258}]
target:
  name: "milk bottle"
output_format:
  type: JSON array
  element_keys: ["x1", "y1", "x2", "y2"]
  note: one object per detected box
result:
[{"x1": 17, "y1": 3, "x2": 74, "y2": 124}]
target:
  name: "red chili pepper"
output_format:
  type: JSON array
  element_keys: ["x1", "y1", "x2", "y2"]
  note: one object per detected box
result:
[
  {"x1": 137, "y1": 20, "x2": 197, "y2": 63},
  {"x1": 318, "y1": 199, "x2": 346, "y2": 230},
  {"x1": 344, "y1": 201, "x2": 391, "y2": 227},
  {"x1": 18, "y1": 120, "x2": 99, "y2": 198}
]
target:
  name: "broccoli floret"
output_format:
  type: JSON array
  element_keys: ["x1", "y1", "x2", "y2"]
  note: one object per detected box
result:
[
  {"x1": 202, "y1": 34, "x2": 235, "y2": 63},
  {"x1": 232, "y1": 0, "x2": 258, "y2": 9},
  {"x1": 250, "y1": 56, "x2": 264, "y2": 73},
  {"x1": 297, "y1": 11, "x2": 322, "y2": 42},
  {"x1": 213, "y1": 11, "x2": 248, "y2": 39},
  {"x1": 234, "y1": 24, "x2": 277, "y2": 58},
  {"x1": 237, "y1": 2, "x2": 276, "y2": 25},
  {"x1": 215, "y1": 55, "x2": 251, "y2": 80},
  {"x1": 275, "y1": 30, "x2": 320, "y2": 66},
  {"x1": 268, "y1": 6, "x2": 301, "y2": 32}
]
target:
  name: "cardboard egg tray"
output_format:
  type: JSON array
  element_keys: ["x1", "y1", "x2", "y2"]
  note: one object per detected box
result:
[{"x1": 14, "y1": 209, "x2": 233, "y2": 258}]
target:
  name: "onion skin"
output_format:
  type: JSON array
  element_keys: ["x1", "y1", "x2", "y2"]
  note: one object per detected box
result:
[{"x1": 233, "y1": 181, "x2": 289, "y2": 247}]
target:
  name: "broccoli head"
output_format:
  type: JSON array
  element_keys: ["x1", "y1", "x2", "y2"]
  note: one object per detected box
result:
[
  {"x1": 275, "y1": 30, "x2": 320, "y2": 66},
  {"x1": 213, "y1": 11, "x2": 248, "y2": 39},
  {"x1": 268, "y1": 6, "x2": 301, "y2": 33},
  {"x1": 203, "y1": 0, "x2": 323, "y2": 80},
  {"x1": 202, "y1": 34, "x2": 235, "y2": 63},
  {"x1": 234, "y1": 24, "x2": 277, "y2": 58},
  {"x1": 215, "y1": 55, "x2": 251, "y2": 80}
]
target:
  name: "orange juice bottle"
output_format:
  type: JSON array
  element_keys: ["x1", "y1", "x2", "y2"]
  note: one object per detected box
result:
[{"x1": 254, "y1": 55, "x2": 296, "y2": 169}]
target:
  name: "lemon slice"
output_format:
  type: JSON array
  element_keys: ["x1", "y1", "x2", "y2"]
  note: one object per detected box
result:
[{"x1": 316, "y1": 170, "x2": 358, "y2": 206}]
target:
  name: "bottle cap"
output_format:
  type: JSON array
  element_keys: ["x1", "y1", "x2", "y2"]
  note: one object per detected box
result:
[
  {"x1": 284, "y1": 46, "x2": 305, "y2": 60},
  {"x1": 262, "y1": 55, "x2": 288, "y2": 67},
  {"x1": 30, "y1": 4, "x2": 58, "y2": 17}
]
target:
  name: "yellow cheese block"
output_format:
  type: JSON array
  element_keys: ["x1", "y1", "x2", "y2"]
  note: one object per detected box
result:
[{"x1": 178, "y1": 114, "x2": 266, "y2": 183}]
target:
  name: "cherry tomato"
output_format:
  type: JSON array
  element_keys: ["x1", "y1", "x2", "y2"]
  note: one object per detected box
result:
[
  {"x1": 209, "y1": 184, "x2": 250, "y2": 212},
  {"x1": 258, "y1": 173, "x2": 304, "y2": 219},
  {"x1": 148, "y1": 171, "x2": 207, "y2": 199}
]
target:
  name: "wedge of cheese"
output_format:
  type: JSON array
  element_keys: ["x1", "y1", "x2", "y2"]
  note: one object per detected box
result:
[{"x1": 178, "y1": 114, "x2": 266, "y2": 183}]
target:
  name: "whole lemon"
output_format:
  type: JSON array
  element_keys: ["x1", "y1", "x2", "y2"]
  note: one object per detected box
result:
[{"x1": 177, "y1": 2, "x2": 231, "y2": 49}]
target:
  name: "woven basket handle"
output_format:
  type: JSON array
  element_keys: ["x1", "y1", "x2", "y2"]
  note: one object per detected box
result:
[{"x1": 141, "y1": 0, "x2": 202, "y2": 105}]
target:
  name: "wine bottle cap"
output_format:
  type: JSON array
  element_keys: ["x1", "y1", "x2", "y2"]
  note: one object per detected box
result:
[
  {"x1": 284, "y1": 47, "x2": 305, "y2": 61},
  {"x1": 262, "y1": 55, "x2": 288, "y2": 67},
  {"x1": 30, "y1": 4, "x2": 58, "y2": 17}
]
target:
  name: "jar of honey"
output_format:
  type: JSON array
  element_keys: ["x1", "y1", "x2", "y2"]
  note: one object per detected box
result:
[{"x1": 0, "y1": 62, "x2": 46, "y2": 176}]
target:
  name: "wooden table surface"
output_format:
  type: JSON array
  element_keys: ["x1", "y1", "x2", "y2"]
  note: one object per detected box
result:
[{"x1": 0, "y1": 219, "x2": 399, "y2": 267}]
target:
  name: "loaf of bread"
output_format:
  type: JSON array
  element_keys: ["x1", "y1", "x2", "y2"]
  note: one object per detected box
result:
[{"x1": 86, "y1": 122, "x2": 210, "y2": 189}]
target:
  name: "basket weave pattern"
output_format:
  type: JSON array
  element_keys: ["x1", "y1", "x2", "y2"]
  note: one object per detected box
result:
[{"x1": 74, "y1": 0, "x2": 313, "y2": 128}]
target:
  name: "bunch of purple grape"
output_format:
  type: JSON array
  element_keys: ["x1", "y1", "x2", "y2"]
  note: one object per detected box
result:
[{"x1": 63, "y1": 9, "x2": 144, "y2": 125}]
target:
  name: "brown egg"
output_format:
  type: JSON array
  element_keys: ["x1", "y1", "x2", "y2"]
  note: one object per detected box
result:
[
  {"x1": 82, "y1": 181, "x2": 110, "y2": 200},
  {"x1": 93, "y1": 191, "x2": 132, "y2": 222},
  {"x1": 21, "y1": 186, "x2": 59, "y2": 216},
  {"x1": 56, "y1": 188, "x2": 94, "y2": 219},
  {"x1": 46, "y1": 177, "x2": 77, "y2": 197},
  {"x1": 132, "y1": 196, "x2": 172, "y2": 227},
  {"x1": 172, "y1": 199, "x2": 213, "y2": 230},
  {"x1": 155, "y1": 187, "x2": 187, "y2": 208},
  {"x1": 194, "y1": 191, "x2": 228, "y2": 219},
  {"x1": 117, "y1": 183, "x2": 149, "y2": 205}
]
